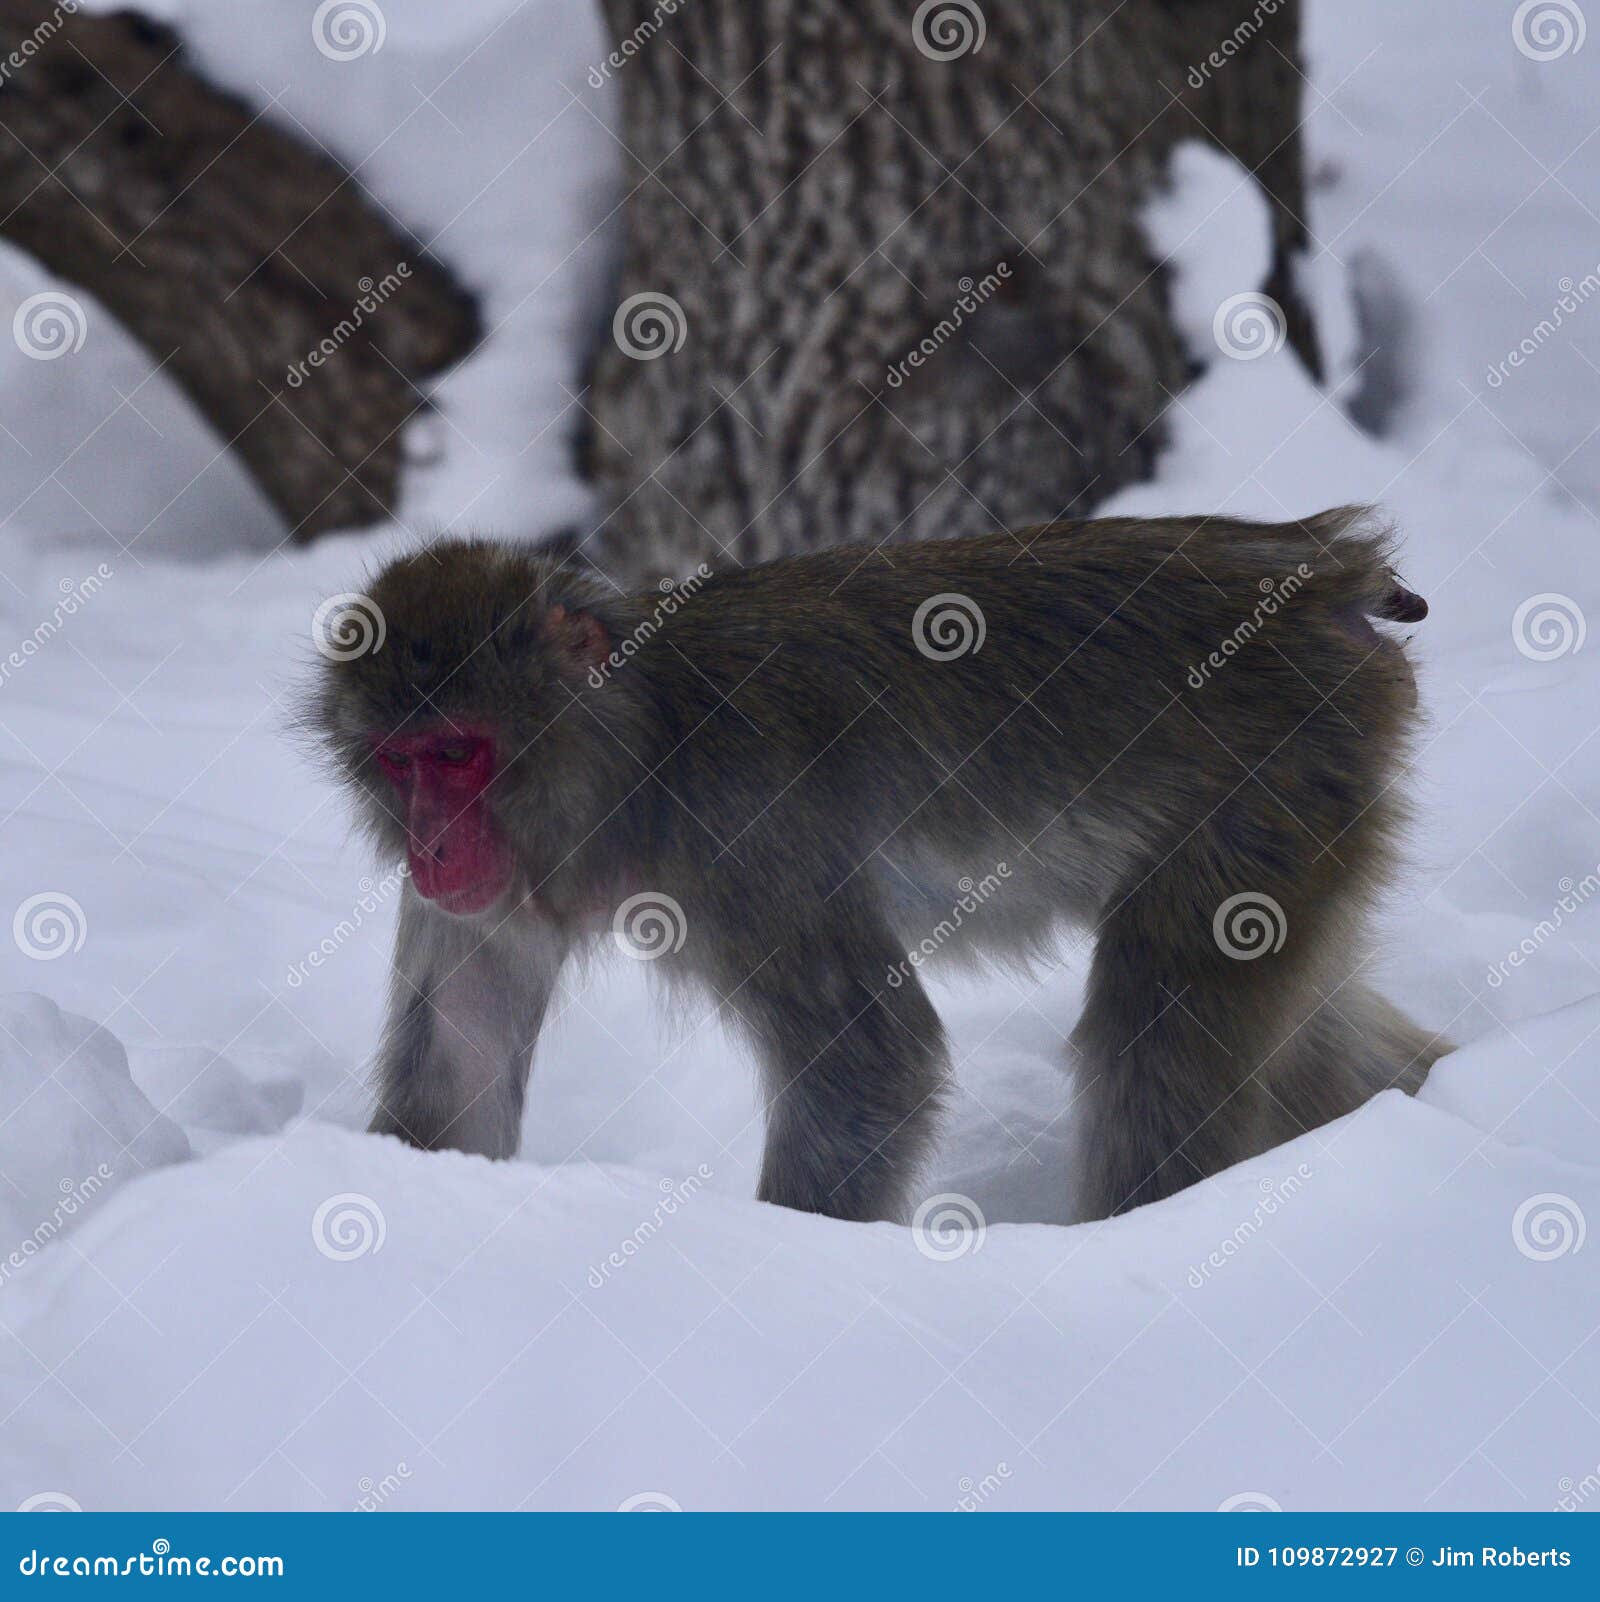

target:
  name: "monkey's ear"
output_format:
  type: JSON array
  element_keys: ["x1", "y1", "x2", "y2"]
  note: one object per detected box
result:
[{"x1": 545, "y1": 602, "x2": 610, "y2": 674}]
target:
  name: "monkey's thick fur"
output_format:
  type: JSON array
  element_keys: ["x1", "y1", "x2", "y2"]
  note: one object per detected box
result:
[{"x1": 318, "y1": 507, "x2": 1446, "y2": 1223}]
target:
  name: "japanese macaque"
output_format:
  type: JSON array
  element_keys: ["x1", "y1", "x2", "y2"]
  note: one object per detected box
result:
[{"x1": 310, "y1": 507, "x2": 1445, "y2": 1223}]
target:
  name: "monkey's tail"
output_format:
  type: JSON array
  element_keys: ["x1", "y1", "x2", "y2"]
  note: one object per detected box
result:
[
  {"x1": 1290, "y1": 505, "x2": 1428, "y2": 627},
  {"x1": 1270, "y1": 506, "x2": 1428, "y2": 714}
]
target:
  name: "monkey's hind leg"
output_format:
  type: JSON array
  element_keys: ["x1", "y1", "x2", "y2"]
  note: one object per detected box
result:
[
  {"x1": 1067, "y1": 852, "x2": 1331, "y2": 1222},
  {"x1": 1069, "y1": 850, "x2": 1450, "y2": 1221}
]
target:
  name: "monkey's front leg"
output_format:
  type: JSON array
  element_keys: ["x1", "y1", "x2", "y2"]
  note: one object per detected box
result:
[
  {"x1": 730, "y1": 914, "x2": 950, "y2": 1224},
  {"x1": 370, "y1": 886, "x2": 567, "y2": 1159}
]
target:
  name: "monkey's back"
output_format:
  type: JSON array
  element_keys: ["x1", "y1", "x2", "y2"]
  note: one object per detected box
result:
[{"x1": 642, "y1": 508, "x2": 1420, "y2": 921}]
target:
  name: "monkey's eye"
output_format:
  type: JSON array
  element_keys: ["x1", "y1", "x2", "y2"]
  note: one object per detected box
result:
[
  {"x1": 374, "y1": 749, "x2": 411, "y2": 776},
  {"x1": 437, "y1": 743, "x2": 472, "y2": 764}
]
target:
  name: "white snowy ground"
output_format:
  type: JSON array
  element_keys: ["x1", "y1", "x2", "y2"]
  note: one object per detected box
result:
[{"x1": 1, "y1": 2, "x2": 1598, "y2": 1512}]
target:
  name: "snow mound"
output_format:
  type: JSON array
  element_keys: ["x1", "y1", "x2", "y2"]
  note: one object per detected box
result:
[
  {"x1": 0, "y1": 1052, "x2": 1592, "y2": 1511},
  {"x1": 130, "y1": 1047, "x2": 304, "y2": 1155},
  {"x1": 1144, "y1": 141, "x2": 1275, "y2": 365},
  {"x1": 0, "y1": 995, "x2": 189, "y2": 1251},
  {"x1": 1420, "y1": 996, "x2": 1600, "y2": 1173}
]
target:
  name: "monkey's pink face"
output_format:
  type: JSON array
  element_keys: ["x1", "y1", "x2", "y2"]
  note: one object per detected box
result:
[{"x1": 372, "y1": 727, "x2": 515, "y2": 917}]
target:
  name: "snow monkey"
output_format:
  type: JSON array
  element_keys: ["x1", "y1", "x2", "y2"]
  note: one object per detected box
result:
[{"x1": 310, "y1": 508, "x2": 1445, "y2": 1223}]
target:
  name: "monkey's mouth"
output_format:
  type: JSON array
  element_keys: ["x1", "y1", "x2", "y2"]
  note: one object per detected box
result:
[{"x1": 406, "y1": 832, "x2": 516, "y2": 917}]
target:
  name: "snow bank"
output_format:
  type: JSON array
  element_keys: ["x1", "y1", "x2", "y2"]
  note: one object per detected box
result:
[
  {"x1": 0, "y1": 995, "x2": 188, "y2": 1255},
  {"x1": 0, "y1": 1072, "x2": 1593, "y2": 1512},
  {"x1": 131, "y1": 1047, "x2": 302, "y2": 1156}
]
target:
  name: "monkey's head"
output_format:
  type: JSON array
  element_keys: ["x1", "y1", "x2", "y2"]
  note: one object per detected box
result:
[{"x1": 312, "y1": 540, "x2": 624, "y2": 918}]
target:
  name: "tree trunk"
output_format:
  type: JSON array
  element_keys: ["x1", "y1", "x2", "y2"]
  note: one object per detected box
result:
[
  {"x1": 0, "y1": 3, "x2": 479, "y2": 541},
  {"x1": 583, "y1": 0, "x2": 1318, "y2": 585}
]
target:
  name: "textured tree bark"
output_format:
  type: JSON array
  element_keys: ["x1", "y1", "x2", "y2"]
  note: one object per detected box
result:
[
  {"x1": 583, "y1": 0, "x2": 1318, "y2": 584},
  {"x1": 0, "y1": 3, "x2": 479, "y2": 540}
]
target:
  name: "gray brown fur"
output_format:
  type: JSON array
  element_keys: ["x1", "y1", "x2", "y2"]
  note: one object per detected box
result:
[{"x1": 313, "y1": 507, "x2": 1446, "y2": 1222}]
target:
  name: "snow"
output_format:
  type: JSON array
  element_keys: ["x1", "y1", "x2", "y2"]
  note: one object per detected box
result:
[
  {"x1": 1306, "y1": 1, "x2": 1600, "y2": 513},
  {"x1": 1144, "y1": 142, "x2": 1276, "y2": 363},
  {"x1": 0, "y1": 996, "x2": 188, "y2": 1252},
  {"x1": 1, "y1": 1098, "x2": 1593, "y2": 1512},
  {"x1": 2, "y1": 0, "x2": 1599, "y2": 1511}
]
